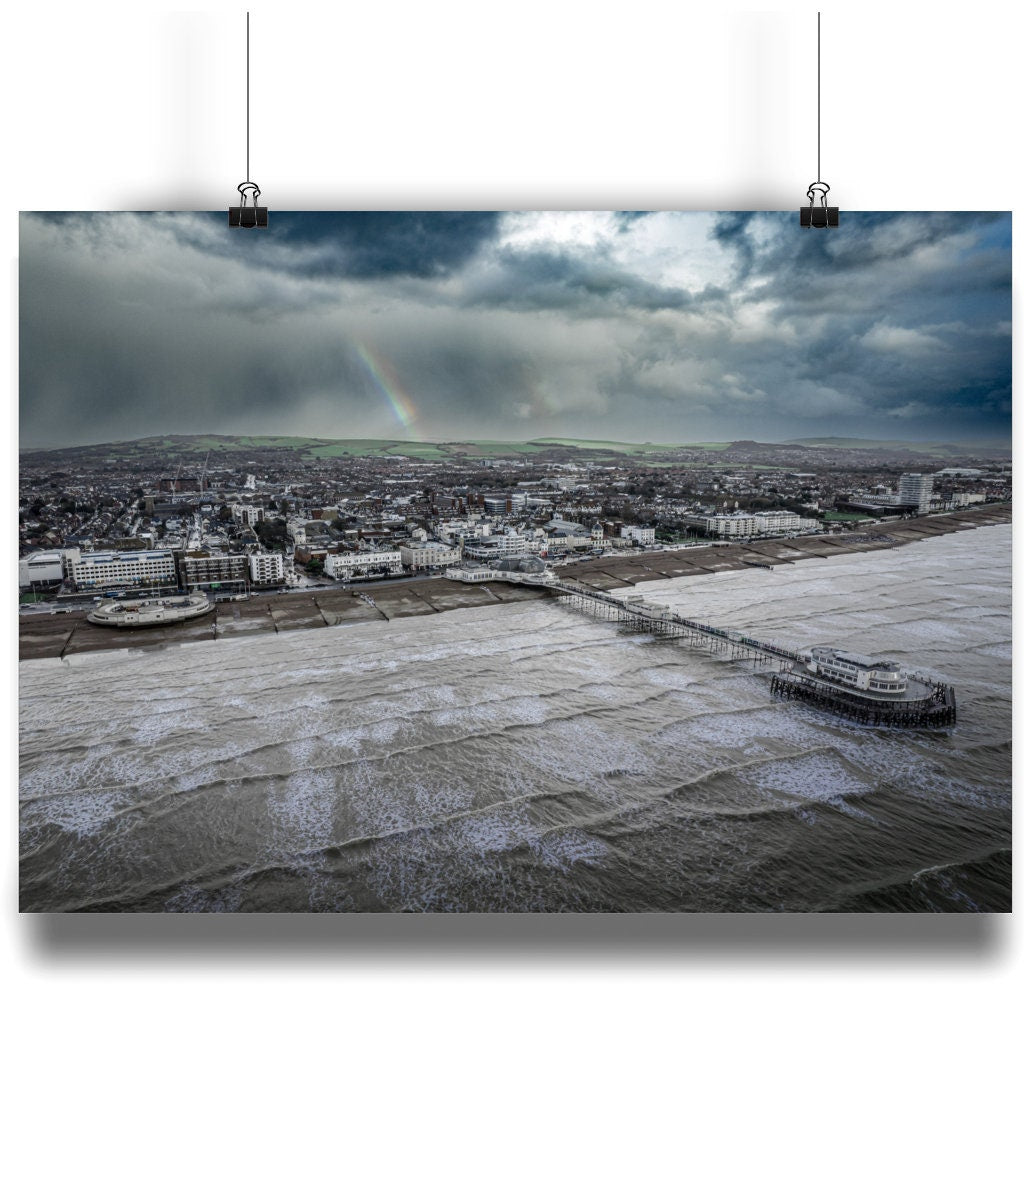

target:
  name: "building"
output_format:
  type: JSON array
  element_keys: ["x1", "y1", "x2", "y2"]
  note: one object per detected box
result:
[
  {"x1": 71, "y1": 549, "x2": 178, "y2": 591},
  {"x1": 945, "y1": 492, "x2": 987, "y2": 509},
  {"x1": 180, "y1": 551, "x2": 249, "y2": 591},
  {"x1": 622, "y1": 524, "x2": 657, "y2": 546},
  {"x1": 698, "y1": 513, "x2": 758, "y2": 538},
  {"x1": 232, "y1": 503, "x2": 266, "y2": 527},
  {"x1": 248, "y1": 551, "x2": 285, "y2": 588},
  {"x1": 898, "y1": 473, "x2": 934, "y2": 514},
  {"x1": 483, "y1": 494, "x2": 527, "y2": 515},
  {"x1": 323, "y1": 549, "x2": 403, "y2": 580},
  {"x1": 752, "y1": 510, "x2": 822, "y2": 535},
  {"x1": 19, "y1": 551, "x2": 65, "y2": 590},
  {"x1": 694, "y1": 510, "x2": 821, "y2": 539},
  {"x1": 400, "y1": 542, "x2": 462, "y2": 570},
  {"x1": 447, "y1": 556, "x2": 552, "y2": 584},
  {"x1": 462, "y1": 531, "x2": 529, "y2": 559},
  {"x1": 805, "y1": 647, "x2": 907, "y2": 695},
  {"x1": 445, "y1": 562, "x2": 498, "y2": 583}
]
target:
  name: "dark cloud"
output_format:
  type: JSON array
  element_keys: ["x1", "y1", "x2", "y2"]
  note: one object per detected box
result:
[
  {"x1": 267, "y1": 211, "x2": 502, "y2": 278},
  {"x1": 169, "y1": 210, "x2": 503, "y2": 280},
  {"x1": 18, "y1": 210, "x2": 1011, "y2": 448}
]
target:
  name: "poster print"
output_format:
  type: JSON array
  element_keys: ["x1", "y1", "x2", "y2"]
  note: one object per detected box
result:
[{"x1": 18, "y1": 211, "x2": 1011, "y2": 912}]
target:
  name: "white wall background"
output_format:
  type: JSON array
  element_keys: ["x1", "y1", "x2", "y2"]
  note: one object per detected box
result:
[{"x1": 3, "y1": 4, "x2": 1019, "y2": 1199}]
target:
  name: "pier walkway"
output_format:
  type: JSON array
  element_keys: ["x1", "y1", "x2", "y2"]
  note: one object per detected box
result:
[{"x1": 516, "y1": 574, "x2": 802, "y2": 667}]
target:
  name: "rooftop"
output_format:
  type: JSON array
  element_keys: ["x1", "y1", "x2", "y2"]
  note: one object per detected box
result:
[{"x1": 811, "y1": 646, "x2": 902, "y2": 672}]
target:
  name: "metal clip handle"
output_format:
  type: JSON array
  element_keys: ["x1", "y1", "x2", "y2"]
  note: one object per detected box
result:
[
  {"x1": 806, "y1": 181, "x2": 830, "y2": 207},
  {"x1": 237, "y1": 181, "x2": 262, "y2": 207}
]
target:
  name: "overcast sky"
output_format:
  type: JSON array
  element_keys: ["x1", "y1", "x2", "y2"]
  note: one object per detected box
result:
[{"x1": 19, "y1": 210, "x2": 1011, "y2": 449}]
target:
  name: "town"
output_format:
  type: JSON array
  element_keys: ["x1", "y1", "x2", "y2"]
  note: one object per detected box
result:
[{"x1": 18, "y1": 434, "x2": 1011, "y2": 606}]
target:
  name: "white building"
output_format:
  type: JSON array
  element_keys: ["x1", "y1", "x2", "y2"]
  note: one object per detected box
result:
[
  {"x1": 71, "y1": 549, "x2": 178, "y2": 590},
  {"x1": 697, "y1": 510, "x2": 821, "y2": 539},
  {"x1": 806, "y1": 647, "x2": 907, "y2": 695},
  {"x1": 622, "y1": 524, "x2": 657, "y2": 546},
  {"x1": 947, "y1": 492, "x2": 987, "y2": 508},
  {"x1": 19, "y1": 551, "x2": 65, "y2": 590},
  {"x1": 462, "y1": 531, "x2": 529, "y2": 559},
  {"x1": 286, "y1": 517, "x2": 309, "y2": 546},
  {"x1": 232, "y1": 503, "x2": 266, "y2": 527},
  {"x1": 543, "y1": 533, "x2": 593, "y2": 553},
  {"x1": 700, "y1": 513, "x2": 758, "y2": 538},
  {"x1": 753, "y1": 510, "x2": 822, "y2": 535},
  {"x1": 435, "y1": 518, "x2": 491, "y2": 544},
  {"x1": 248, "y1": 551, "x2": 285, "y2": 587},
  {"x1": 445, "y1": 562, "x2": 498, "y2": 583},
  {"x1": 400, "y1": 542, "x2": 461, "y2": 570},
  {"x1": 898, "y1": 473, "x2": 934, "y2": 514},
  {"x1": 324, "y1": 549, "x2": 403, "y2": 580}
]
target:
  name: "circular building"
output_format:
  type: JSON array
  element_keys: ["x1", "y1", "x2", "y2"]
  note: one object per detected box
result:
[{"x1": 87, "y1": 591, "x2": 213, "y2": 628}]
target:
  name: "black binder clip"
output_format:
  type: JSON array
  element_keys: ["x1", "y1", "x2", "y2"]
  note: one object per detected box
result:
[
  {"x1": 229, "y1": 181, "x2": 268, "y2": 228},
  {"x1": 800, "y1": 182, "x2": 839, "y2": 228}
]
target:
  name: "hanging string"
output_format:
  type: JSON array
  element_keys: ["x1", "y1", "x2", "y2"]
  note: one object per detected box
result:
[
  {"x1": 230, "y1": 10, "x2": 266, "y2": 225},
  {"x1": 246, "y1": 11, "x2": 250, "y2": 184},
  {"x1": 800, "y1": 11, "x2": 836, "y2": 225}
]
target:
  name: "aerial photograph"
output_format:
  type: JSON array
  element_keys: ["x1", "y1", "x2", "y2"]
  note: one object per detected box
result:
[{"x1": 18, "y1": 209, "x2": 1011, "y2": 912}]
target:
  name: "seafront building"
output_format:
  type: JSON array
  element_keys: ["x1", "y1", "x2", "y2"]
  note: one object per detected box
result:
[
  {"x1": 622, "y1": 524, "x2": 657, "y2": 546},
  {"x1": 248, "y1": 551, "x2": 285, "y2": 587},
  {"x1": 462, "y1": 530, "x2": 530, "y2": 558},
  {"x1": 323, "y1": 548, "x2": 403, "y2": 580},
  {"x1": 400, "y1": 542, "x2": 461, "y2": 570},
  {"x1": 447, "y1": 555, "x2": 553, "y2": 584},
  {"x1": 18, "y1": 551, "x2": 65, "y2": 590},
  {"x1": 180, "y1": 550, "x2": 248, "y2": 591},
  {"x1": 693, "y1": 510, "x2": 822, "y2": 539},
  {"x1": 898, "y1": 473, "x2": 934, "y2": 514},
  {"x1": 70, "y1": 549, "x2": 178, "y2": 591}
]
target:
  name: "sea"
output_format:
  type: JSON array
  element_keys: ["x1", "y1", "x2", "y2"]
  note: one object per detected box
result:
[{"x1": 19, "y1": 524, "x2": 1012, "y2": 913}]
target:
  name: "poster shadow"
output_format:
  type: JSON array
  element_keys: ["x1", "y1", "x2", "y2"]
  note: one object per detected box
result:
[{"x1": 26, "y1": 910, "x2": 1005, "y2": 967}]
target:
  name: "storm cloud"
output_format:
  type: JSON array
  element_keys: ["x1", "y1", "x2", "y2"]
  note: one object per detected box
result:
[{"x1": 19, "y1": 209, "x2": 1010, "y2": 448}]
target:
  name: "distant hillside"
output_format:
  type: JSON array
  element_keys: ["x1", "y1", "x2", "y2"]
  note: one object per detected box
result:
[
  {"x1": 783, "y1": 436, "x2": 1010, "y2": 457},
  {"x1": 20, "y1": 433, "x2": 718, "y2": 460},
  {"x1": 20, "y1": 431, "x2": 1011, "y2": 465}
]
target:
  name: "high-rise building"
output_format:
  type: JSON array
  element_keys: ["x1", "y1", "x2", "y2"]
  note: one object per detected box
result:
[{"x1": 898, "y1": 473, "x2": 934, "y2": 514}]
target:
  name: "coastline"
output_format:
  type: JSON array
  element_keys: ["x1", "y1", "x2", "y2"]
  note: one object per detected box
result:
[{"x1": 18, "y1": 503, "x2": 1011, "y2": 661}]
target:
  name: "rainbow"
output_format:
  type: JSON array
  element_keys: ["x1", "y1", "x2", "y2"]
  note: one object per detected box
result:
[{"x1": 355, "y1": 343, "x2": 417, "y2": 430}]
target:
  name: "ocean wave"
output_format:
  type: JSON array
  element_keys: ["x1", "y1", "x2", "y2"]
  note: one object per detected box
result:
[
  {"x1": 19, "y1": 522, "x2": 1012, "y2": 912},
  {"x1": 826, "y1": 847, "x2": 1011, "y2": 913}
]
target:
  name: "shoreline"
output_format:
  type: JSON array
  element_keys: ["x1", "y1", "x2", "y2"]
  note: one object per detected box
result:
[{"x1": 18, "y1": 504, "x2": 1011, "y2": 661}]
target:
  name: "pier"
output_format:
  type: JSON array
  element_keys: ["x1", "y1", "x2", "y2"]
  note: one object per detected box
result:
[
  {"x1": 769, "y1": 672, "x2": 956, "y2": 728},
  {"x1": 503, "y1": 572, "x2": 957, "y2": 727},
  {"x1": 521, "y1": 575, "x2": 802, "y2": 668}
]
